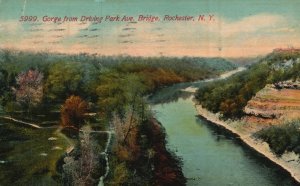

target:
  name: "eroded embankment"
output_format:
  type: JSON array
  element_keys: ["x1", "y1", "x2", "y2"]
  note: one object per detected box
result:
[
  {"x1": 195, "y1": 104, "x2": 300, "y2": 184},
  {"x1": 143, "y1": 118, "x2": 186, "y2": 185},
  {"x1": 104, "y1": 118, "x2": 186, "y2": 186},
  {"x1": 243, "y1": 85, "x2": 300, "y2": 127}
]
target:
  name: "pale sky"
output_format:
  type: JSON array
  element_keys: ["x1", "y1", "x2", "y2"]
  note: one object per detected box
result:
[{"x1": 0, "y1": 0, "x2": 299, "y2": 57}]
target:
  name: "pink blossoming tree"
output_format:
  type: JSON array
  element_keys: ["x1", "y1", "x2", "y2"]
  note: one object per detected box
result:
[{"x1": 15, "y1": 69, "x2": 44, "y2": 113}]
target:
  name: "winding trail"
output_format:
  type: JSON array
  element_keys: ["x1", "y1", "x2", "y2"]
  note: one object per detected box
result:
[
  {"x1": 98, "y1": 130, "x2": 113, "y2": 186},
  {"x1": 0, "y1": 113, "x2": 115, "y2": 186},
  {"x1": 0, "y1": 116, "x2": 41, "y2": 129},
  {"x1": 0, "y1": 67, "x2": 245, "y2": 185}
]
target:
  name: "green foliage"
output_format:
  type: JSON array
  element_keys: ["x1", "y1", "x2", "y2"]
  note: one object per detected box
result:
[
  {"x1": 0, "y1": 49, "x2": 237, "y2": 141},
  {"x1": 45, "y1": 62, "x2": 84, "y2": 101},
  {"x1": 103, "y1": 57, "x2": 236, "y2": 95},
  {"x1": 0, "y1": 49, "x2": 236, "y2": 111},
  {"x1": 109, "y1": 162, "x2": 129, "y2": 185},
  {"x1": 265, "y1": 49, "x2": 300, "y2": 63},
  {"x1": 0, "y1": 68, "x2": 16, "y2": 108},
  {"x1": 96, "y1": 71, "x2": 147, "y2": 119},
  {"x1": 196, "y1": 51, "x2": 300, "y2": 118},
  {"x1": 0, "y1": 69, "x2": 7, "y2": 94},
  {"x1": 196, "y1": 64, "x2": 268, "y2": 118},
  {"x1": 254, "y1": 121, "x2": 300, "y2": 156},
  {"x1": 0, "y1": 49, "x2": 235, "y2": 185}
]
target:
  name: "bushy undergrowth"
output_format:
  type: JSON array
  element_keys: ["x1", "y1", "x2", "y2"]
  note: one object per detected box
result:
[
  {"x1": 106, "y1": 118, "x2": 186, "y2": 185},
  {"x1": 254, "y1": 120, "x2": 300, "y2": 156}
]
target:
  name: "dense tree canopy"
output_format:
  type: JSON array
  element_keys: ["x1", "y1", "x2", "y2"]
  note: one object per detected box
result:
[
  {"x1": 45, "y1": 62, "x2": 84, "y2": 101},
  {"x1": 0, "y1": 49, "x2": 236, "y2": 116},
  {"x1": 196, "y1": 51, "x2": 300, "y2": 118}
]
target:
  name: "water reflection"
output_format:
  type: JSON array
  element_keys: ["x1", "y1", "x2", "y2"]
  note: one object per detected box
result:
[
  {"x1": 148, "y1": 81, "x2": 203, "y2": 104},
  {"x1": 151, "y1": 82, "x2": 299, "y2": 186}
]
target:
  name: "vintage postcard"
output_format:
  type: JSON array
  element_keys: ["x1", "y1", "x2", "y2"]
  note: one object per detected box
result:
[{"x1": 0, "y1": 0, "x2": 300, "y2": 185}]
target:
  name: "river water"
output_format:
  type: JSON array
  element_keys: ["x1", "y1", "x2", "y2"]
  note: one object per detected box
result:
[
  {"x1": 150, "y1": 77, "x2": 298, "y2": 186},
  {"x1": 0, "y1": 68, "x2": 299, "y2": 185}
]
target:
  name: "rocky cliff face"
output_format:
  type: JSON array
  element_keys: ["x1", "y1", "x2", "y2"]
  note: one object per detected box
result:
[{"x1": 243, "y1": 83, "x2": 300, "y2": 127}]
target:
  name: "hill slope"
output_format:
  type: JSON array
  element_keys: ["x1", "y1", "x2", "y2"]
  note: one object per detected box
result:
[{"x1": 196, "y1": 49, "x2": 300, "y2": 119}]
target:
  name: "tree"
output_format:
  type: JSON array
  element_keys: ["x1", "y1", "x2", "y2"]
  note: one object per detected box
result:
[
  {"x1": 45, "y1": 62, "x2": 84, "y2": 101},
  {"x1": 97, "y1": 72, "x2": 148, "y2": 160},
  {"x1": 113, "y1": 111, "x2": 140, "y2": 161},
  {"x1": 96, "y1": 71, "x2": 127, "y2": 118},
  {"x1": 0, "y1": 69, "x2": 8, "y2": 105},
  {"x1": 61, "y1": 95, "x2": 88, "y2": 129},
  {"x1": 121, "y1": 74, "x2": 148, "y2": 143},
  {"x1": 96, "y1": 72, "x2": 147, "y2": 119},
  {"x1": 14, "y1": 69, "x2": 43, "y2": 113}
]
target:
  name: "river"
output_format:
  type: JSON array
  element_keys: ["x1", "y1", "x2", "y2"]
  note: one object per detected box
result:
[
  {"x1": 0, "y1": 68, "x2": 298, "y2": 185},
  {"x1": 149, "y1": 70, "x2": 298, "y2": 186}
]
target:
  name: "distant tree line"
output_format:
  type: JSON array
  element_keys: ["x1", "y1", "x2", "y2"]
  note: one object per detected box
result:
[
  {"x1": 0, "y1": 49, "x2": 236, "y2": 117},
  {"x1": 196, "y1": 50, "x2": 300, "y2": 118}
]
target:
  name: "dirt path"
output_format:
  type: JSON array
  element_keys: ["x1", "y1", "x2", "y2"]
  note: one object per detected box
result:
[{"x1": 0, "y1": 116, "x2": 42, "y2": 129}]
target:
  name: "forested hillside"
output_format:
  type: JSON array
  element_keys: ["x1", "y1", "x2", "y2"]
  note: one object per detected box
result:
[
  {"x1": 0, "y1": 49, "x2": 236, "y2": 185},
  {"x1": 0, "y1": 50, "x2": 236, "y2": 109},
  {"x1": 196, "y1": 49, "x2": 300, "y2": 118},
  {"x1": 196, "y1": 49, "x2": 300, "y2": 157}
]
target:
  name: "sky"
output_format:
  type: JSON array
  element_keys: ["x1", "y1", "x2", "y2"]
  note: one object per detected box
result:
[{"x1": 0, "y1": 0, "x2": 299, "y2": 57}]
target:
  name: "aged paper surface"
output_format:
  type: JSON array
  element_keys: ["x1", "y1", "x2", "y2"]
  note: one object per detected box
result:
[{"x1": 0, "y1": 1, "x2": 300, "y2": 185}]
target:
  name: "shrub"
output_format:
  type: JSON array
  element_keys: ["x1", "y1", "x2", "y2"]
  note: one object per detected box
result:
[
  {"x1": 254, "y1": 121, "x2": 300, "y2": 156},
  {"x1": 60, "y1": 95, "x2": 88, "y2": 129}
]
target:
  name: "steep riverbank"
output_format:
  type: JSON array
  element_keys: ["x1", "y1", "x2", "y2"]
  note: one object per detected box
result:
[
  {"x1": 151, "y1": 66, "x2": 298, "y2": 185},
  {"x1": 142, "y1": 118, "x2": 187, "y2": 185},
  {"x1": 104, "y1": 117, "x2": 186, "y2": 185},
  {"x1": 243, "y1": 84, "x2": 300, "y2": 126},
  {"x1": 195, "y1": 104, "x2": 300, "y2": 184}
]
